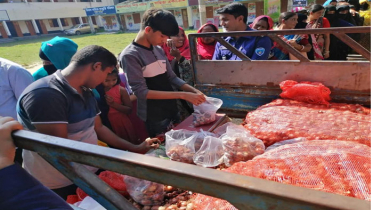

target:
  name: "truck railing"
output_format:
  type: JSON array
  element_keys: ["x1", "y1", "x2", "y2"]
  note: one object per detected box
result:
[
  {"x1": 188, "y1": 26, "x2": 371, "y2": 63},
  {"x1": 187, "y1": 27, "x2": 371, "y2": 116},
  {"x1": 13, "y1": 130, "x2": 371, "y2": 210}
]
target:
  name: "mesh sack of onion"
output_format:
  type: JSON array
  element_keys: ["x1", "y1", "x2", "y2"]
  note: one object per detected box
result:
[
  {"x1": 244, "y1": 99, "x2": 370, "y2": 147},
  {"x1": 192, "y1": 140, "x2": 371, "y2": 210}
]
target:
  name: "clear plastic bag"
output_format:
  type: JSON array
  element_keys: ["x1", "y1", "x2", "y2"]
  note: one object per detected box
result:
[
  {"x1": 265, "y1": 137, "x2": 307, "y2": 151},
  {"x1": 165, "y1": 129, "x2": 198, "y2": 164},
  {"x1": 192, "y1": 97, "x2": 223, "y2": 127},
  {"x1": 123, "y1": 176, "x2": 164, "y2": 206},
  {"x1": 213, "y1": 122, "x2": 238, "y2": 137},
  {"x1": 221, "y1": 125, "x2": 265, "y2": 167},
  {"x1": 194, "y1": 130, "x2": 217, "y2": 151},
  {"x1": 193, "y1": 136, "x2": 224, "y2": 167}
]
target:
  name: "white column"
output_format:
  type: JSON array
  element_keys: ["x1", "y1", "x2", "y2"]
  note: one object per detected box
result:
[
  {"x1": 57, "y1": 18, "x2": 64, "y2": 31},
  {"x1": 2, "y1": 21, "x2": 11, "y2": 37},
  {"x1": 88, "y1": 16, "x2": 95, "y2": 33},
  {"x1": 198, "y1": 0, "x2": 206, "y2": 26},
  {"x1": 31, "y1": 19, "x2": 40, "y2": 34},
  {"x1": 287, "y1": 0, "x2": 293, "y2": 12},
  {"x1": 187, "y1": 6, "x2": 193, "y2": 29},
  {"x1": 79, "y1": 17, "x2": 83, "y2": 24},
  {"x1": 98, "y1": 15, "x2": 104, "y2": 27}
]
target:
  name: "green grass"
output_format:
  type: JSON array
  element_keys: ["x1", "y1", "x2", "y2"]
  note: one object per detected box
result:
[{"x1": 0, "y1": 30, "x2": 198, "y2": 69}]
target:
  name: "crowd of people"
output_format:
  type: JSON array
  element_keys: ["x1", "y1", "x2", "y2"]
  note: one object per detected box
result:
[{"x1": 0, "y1": 1, "x2": 370, "y2": 209}]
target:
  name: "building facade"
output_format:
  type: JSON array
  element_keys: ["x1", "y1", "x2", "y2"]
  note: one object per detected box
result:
[
  {"x1": 0, "y1": 0, "x2": 114, "y2": 38},
  {"x1": 1, "y1": 0, "x2": 303, "y2": 38}
]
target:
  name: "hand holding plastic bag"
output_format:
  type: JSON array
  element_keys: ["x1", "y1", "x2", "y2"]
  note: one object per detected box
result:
[
  {"x1": 192, "y1": 97, "x2": 223, "y2": 127},
  {"x1": 123, "y1": 176, "x2": 164, "y2": 206},
  {"x1": 165, "y1": 129, "x2": 198, "y2": 163}
]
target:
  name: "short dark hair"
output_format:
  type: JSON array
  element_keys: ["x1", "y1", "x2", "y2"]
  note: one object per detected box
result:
[
  {"x1": 279, "y1": 12, "x2": 297, "y2": 23},
  {"x1": 308, "y1": 4, "x2": 325, "y2": 14},
  {"x1": 216, "y1": 3, "x2": 248, "y2": 23},
  {"x1": 107, "y1": 67, "x2": 121, "y2": 86},
  {"x1": 141, "y1": 8, "x2": 179, "y2": 37},
  {"x1": 70, "y1": 45, "x2": 117, "y2": 70}
]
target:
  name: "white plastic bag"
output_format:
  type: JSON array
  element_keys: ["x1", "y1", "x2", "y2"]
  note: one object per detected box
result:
[
  {"x1": 265, "y1": 137, "x2": 307, "y2": 151},
  {"x1": 221, "y1": 125, "x2": 265, "y2": 167},
  {"x1": 194, "y1": 130, "x2": 217, "y2": 151},
  {"x1": 213, "y1": 122, "x2": 238, "y2": 137},
  {"x1": 123, "y1": 176, "x2": 164, "y2": 206},
  {"x1": 192, "y1": 97, "x2": 223, "y2": 127},
  {"x1": 74, "y1": 196, "x2": 106, "y2": 210},
  {"x1": 193, "y1": 136, "x2": 224, "y2": 167},
  {"x1": 165, "y1": 129, "x2": 198, "y2": 163}
]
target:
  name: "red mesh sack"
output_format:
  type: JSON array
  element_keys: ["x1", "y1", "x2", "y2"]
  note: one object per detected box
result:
[
  {"x1": 193, "y1": 140, "x2": 371, "y2": 210},
  {"x1": 99, "y1": 171, "x2": 129, "y2": 197},
  {"x1": 66, "y1": 195, "x2": 80, "y2": 204},
  {"x1": 76, "y1": 187, "x2": 88, "y2": 201},
  {"x1": 279, "y1": 80, "x2": 331, "y2": 105},
  {"x1": 258, "y1": 99, "x2": 371, "y2": 115},
  {"x1": 244, "y1": 99, "x2": 371, "y2": 147},
  {"x1": 73, "y1": 171, "x2": 129, "y2": 202}
]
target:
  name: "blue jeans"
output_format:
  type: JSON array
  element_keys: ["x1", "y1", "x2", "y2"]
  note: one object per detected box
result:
[{"x1": 145, "y1": 114, "x2": 180, "y2": 137}]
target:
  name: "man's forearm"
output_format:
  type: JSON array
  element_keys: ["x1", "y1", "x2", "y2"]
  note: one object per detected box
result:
[
  {"x1": 95, "y1": 125, "x2": 139, "y2": 152},
  {"x1": 179, "y1": 84, "x2": 201, "y2": 94},
  {"x1": 146, "y1": 90, "x2": 184, "y2": 100}
]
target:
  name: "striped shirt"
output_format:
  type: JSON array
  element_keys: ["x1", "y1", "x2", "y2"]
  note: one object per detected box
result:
[{"x1": 17, "y1": 70, "x2": 99, "y2": 189}]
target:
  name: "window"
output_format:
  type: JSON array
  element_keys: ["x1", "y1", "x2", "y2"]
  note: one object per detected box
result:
[
  {"x1": 60, "y1": 18, "x2": 68, "y2": 27},
  {"x1": 72, "y1": 17, "x2": 80, "y2": 25},
  {"x1": 133, "y1": 13, "x2": 141, "y2": 24},
  {"x1": 48, "y1": 19, "x2": 59, "y2": 28}
]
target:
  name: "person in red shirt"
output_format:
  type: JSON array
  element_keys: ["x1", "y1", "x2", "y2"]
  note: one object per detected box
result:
[{"x1": 197, "y1": 23, "x2": 219, "y2": 60}]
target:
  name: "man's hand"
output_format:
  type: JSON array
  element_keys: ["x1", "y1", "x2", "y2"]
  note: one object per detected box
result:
[
  {"x1": 0, "y1": 116, "x2": 23, "y2": 169},
  {"x1": 136, "y1": 138, "x2": 161, "y2": 154},
  {"x1": 181, "y1": 92, "x2": 206, "y2": 106}
]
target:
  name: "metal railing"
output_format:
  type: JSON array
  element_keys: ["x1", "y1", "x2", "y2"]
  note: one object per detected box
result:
[
  {"x1": 187, "y1": 27, "x2": 371, "y2": 114},
  {"x1": 13, "y1": 130, "x2": 371, "y2": 210},
  {"x1": 188, "y1": 26, "x2": 370, "y2": 64}
]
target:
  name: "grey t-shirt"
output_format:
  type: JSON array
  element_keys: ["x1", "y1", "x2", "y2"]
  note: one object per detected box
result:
[{"x1": 119, "y1": 42, "x2": 186, "y2": 122}]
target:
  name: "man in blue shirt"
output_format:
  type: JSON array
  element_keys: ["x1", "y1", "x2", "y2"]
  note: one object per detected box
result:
[{"x1": 212, "y1": 3, "x2": 272, "y2": 60}]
